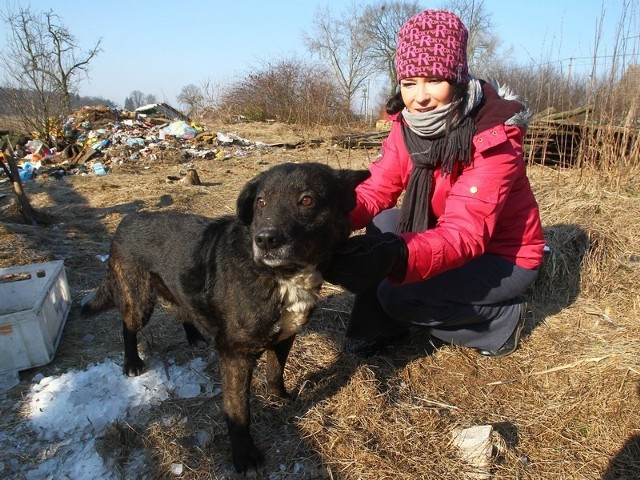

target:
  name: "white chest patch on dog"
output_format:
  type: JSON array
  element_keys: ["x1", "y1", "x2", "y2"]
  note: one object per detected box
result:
[{"x1": 273, "y1": 270, "x2": 323, "y2": 341}]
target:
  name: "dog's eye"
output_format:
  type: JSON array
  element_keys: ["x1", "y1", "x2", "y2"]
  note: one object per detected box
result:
[
  {"x1": 256, "y1": 197, "x2": 266, "y2": 208},
  {"x1": 300, "y1": 195, "x2": 314, "y2": 207}
]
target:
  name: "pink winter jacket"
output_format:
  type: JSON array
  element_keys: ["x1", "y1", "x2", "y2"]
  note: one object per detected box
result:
[{"x1": 350, "y1": 93, "x2": 545, "y2": 285}]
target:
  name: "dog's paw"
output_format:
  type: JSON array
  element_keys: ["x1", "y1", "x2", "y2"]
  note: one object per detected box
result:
[
  {"x1": 232, "y1": 440, "x2": 264, "y2": 476},
  {"x1": 190, "y1": 338, "x2": 208, "y2": 349},
  {"x1": 183, "y1": 323, "x2": 208, "y2": 348},
  {"x1": 123, "y1": 357, "x2": 145, "y2": 376},
  {"x1": 267, "y1": 385, "x2": 295, "y2": 404}
]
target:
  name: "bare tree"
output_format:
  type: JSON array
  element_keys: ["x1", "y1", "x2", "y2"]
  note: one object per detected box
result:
[
  {"x1": 177, "y1": 84, "x2": 204, "y2": 118},
  {"x1": 198, "y1": 78, "x2": 225, "y2": 117},
  {"x1": 0, "y1": 6, "x2": 101, "y2": 139},
  {"x1": 305, "y1": 4, "x2": 380, "y2": 113},
  {"x1": 361, "y1": 1, "x2": 423, "y2": 98},
  {"x1": 42, "y1": 10, "x2": 102, "y2": 112},
  {"x1": 127, "y1": 90, "x2": 147, "y2": 109},
  {"x1": 0, "y1": 136, "x2": 37, "y2": 225}
]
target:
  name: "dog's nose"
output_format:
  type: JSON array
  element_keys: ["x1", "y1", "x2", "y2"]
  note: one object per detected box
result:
[{"x1": 254, "y1": 228, "x2": 284, "y2": 251}]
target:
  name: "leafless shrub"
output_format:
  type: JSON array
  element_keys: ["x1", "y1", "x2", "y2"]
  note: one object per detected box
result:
[{"x1": 216, "y1": 57, "x2": 351, "y2": 126}]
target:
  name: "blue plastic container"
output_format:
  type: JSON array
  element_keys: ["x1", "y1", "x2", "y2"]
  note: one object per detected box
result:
[{"x1": 93, "y1": 162, "x2": 107, "y2": 176}]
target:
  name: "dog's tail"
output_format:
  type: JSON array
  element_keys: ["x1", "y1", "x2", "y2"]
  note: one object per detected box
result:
[{"x1": 80, "y1": 275, "x2": 116, "y2": 315}]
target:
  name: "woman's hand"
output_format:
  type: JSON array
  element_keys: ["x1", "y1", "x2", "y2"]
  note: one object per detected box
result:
[{"x1": 320, "y1": 233, "x2": 408, "y2": 293}]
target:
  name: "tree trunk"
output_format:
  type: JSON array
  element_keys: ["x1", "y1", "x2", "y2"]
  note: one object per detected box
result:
[{"x1": 0, "y1": 155, "x2": 37, "y2": 225}]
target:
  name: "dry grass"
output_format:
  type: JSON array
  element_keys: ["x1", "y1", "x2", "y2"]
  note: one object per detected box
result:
[{"x1": 1, "y1": 121, "x2": 639, "y2": 479}]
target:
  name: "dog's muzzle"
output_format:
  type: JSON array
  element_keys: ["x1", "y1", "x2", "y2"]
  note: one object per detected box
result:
[
  {"x1": 253, "y1": 228, "x2": 293, "y2": 267},
  {"x1": 254, "y1": 228, "x2": 284, "y2": 252}
]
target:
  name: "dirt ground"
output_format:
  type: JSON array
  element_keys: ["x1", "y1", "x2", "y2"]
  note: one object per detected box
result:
[{"x1": 1, "y1": 119, "x2": 639, "y2": 479}]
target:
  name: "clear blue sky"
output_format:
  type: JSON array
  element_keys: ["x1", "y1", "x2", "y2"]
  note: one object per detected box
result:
[{"x1": 1, "y1": 0, "x2": 636, "y2": 108}]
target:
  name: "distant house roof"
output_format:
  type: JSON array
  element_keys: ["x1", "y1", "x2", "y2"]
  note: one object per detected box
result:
[{"x1": 134, "y1": 103, "x2": 188, "y2": 121}]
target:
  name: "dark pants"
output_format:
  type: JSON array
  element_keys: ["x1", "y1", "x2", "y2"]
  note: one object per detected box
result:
[{"x1": 346, "y1": 210, "x2": 539, "y2": 351}]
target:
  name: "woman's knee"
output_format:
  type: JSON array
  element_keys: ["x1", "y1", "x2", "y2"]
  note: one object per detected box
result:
[
  {"x1": 376, "y1": 280, "x2": 458, "y2": 325},
  {"x1": 377, "y1": 281, "x2": 410, "y2": 318}
]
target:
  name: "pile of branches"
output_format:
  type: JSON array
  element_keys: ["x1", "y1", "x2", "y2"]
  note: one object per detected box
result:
[{"x1": 331, "y1": 106, "x2": 640, "y2": 169}]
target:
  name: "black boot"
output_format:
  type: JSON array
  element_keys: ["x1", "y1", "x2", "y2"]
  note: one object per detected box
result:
[
  {"x1": 477, "y1": 301, "x2": 528, "y2": 357},
  {"x1": 346, "y1": 284, "x2": 409, "y2": 356}
]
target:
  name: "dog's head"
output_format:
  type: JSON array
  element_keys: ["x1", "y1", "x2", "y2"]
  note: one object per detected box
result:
[{"x1": 237, "y1": 162, "x2": 370, "y2": 270}]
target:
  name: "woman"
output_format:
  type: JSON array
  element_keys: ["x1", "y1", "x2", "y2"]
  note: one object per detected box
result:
[{"x1": 321, "y1": 9, "x2": 545, "y2": 357}]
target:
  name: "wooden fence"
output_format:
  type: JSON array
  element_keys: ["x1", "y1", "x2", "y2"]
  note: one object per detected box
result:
[{"x1": 332, "y1": 107, "x2": 639, "y2": 167}]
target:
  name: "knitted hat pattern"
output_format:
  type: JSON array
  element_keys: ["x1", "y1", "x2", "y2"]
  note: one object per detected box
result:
[{"x1": 395, "y1": 10, "x2": 469, "y2": 83}]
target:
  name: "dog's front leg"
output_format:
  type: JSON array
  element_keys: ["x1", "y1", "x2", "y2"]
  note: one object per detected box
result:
[
  {"x1": 219, "y1": 352, "x2": 264, "y2": 475},
  {"x1": 122, "y1": 322, "x2": 145, "y2": 376},
  {"x1": 265, "y1": 335, "x2": 295, "y2": 401}
]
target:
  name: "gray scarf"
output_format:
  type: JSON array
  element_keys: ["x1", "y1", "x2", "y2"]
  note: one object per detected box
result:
[{"x1": 401, "y1": 78, "x2": 482, "y2": 137}]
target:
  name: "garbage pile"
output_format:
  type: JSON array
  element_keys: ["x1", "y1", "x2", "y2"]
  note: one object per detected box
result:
[{"x1": 4, "y1": 104, "x2": 275, "y2": 181}]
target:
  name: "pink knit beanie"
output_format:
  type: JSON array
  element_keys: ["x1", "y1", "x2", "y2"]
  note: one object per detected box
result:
[{"x1": 395, "y1": 9, "x2": 469, "y2": 83}]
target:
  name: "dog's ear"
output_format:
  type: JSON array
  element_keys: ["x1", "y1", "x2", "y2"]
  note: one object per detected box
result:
[
  {"x1": 336, "y1": 168, "x2": 370, "y2": 212},
  {"x1": 339, "y1": 169, "x2": 371, "y2": 191},
  {"x1": 236, "y1": 174, "x2": 263, "y2": 225}
]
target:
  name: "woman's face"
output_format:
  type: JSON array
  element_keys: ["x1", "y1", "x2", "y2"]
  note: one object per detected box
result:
[{"x1": 400, "y1": 77, "x2": 454, "y2": 114}]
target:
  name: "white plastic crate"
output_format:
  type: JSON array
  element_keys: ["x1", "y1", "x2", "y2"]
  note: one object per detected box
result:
[{"x1": 0, "y1": 260, "x2": 71, "y2": 373}]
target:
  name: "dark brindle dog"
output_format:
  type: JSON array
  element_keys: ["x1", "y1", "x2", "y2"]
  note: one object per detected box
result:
[{"x1": 82, "y1": 162, "x2": 369, "y2": 474}]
